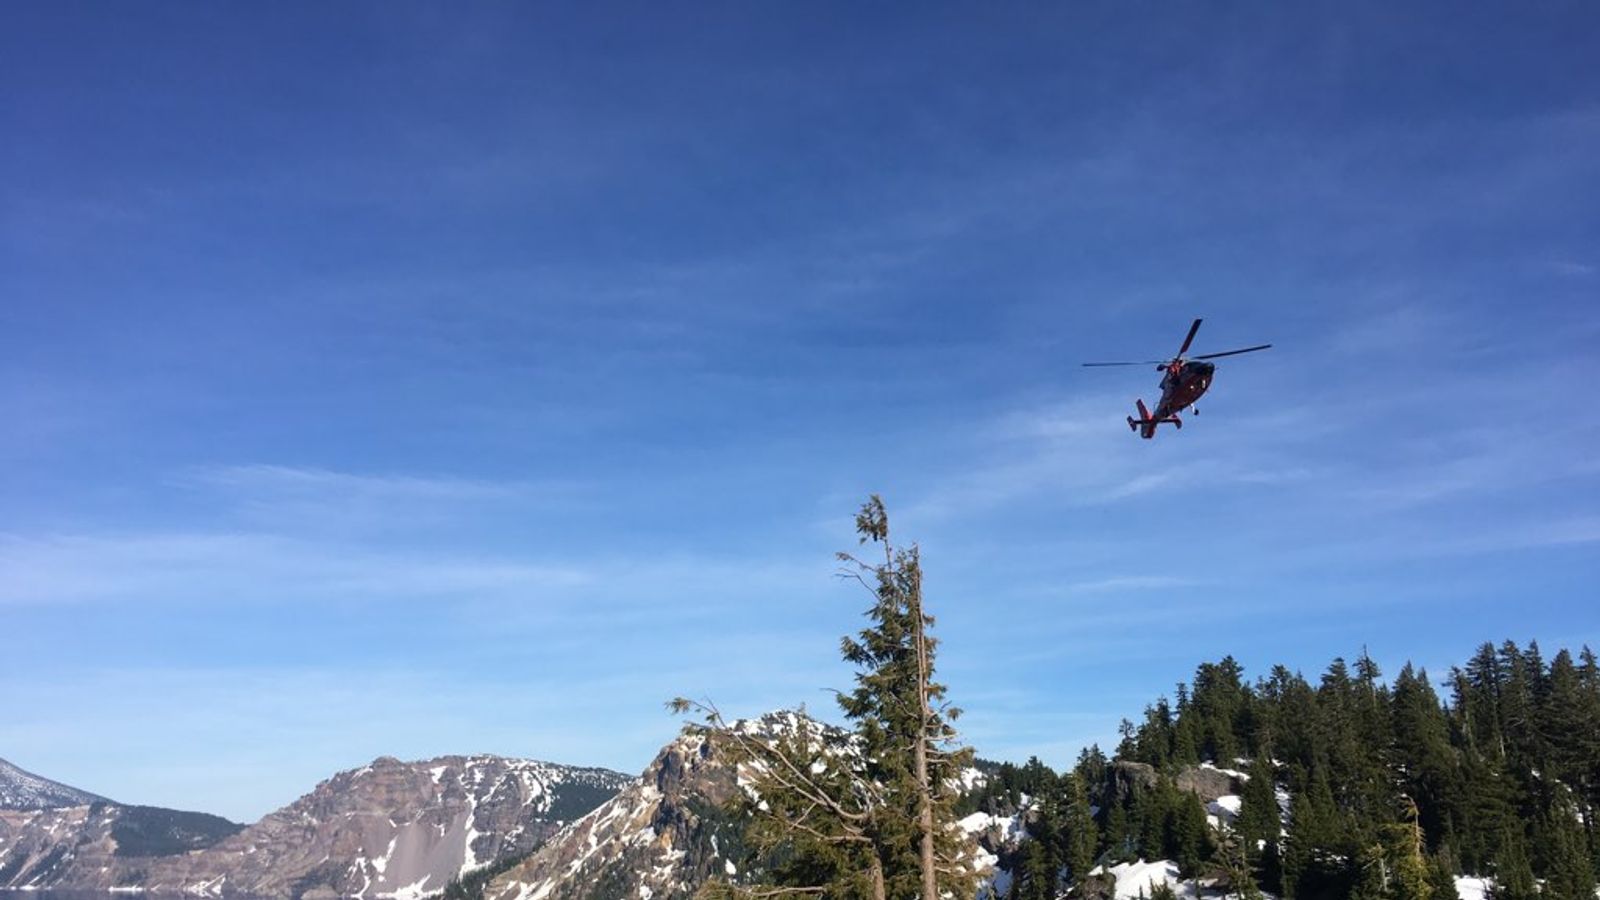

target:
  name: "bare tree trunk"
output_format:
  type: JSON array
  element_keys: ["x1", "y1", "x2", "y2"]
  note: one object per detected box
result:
[
  {"x1": 871, "y1": 855, "x2": 887, "y2": 900},
  {"x1": 911, "y1": 563, "x2": 937, "y2": 900},
  {"x1": 916, "y1": 734, "x2": 934, "y2": 899}
]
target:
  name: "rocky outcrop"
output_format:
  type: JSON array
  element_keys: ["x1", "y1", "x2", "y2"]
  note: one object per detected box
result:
[
  {"x1": 1174, "y1": 764, "x2": 1244, "y2": 804},
  {"x1": 1104, "y1": 760, "x2": 1245, "y2": 808},
  {"x1": 485, "y1": 727, "x2": 748, "y2": 900},
  {"x1": 0, "y1": 755, "x2": 631, "y2": 899},
  {"x1": 1106, "y1": 760, "x2": 1158, "y2": 807}
]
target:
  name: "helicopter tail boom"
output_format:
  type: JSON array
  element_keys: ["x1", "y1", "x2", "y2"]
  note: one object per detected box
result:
[{"x1": 1128, "y1": 399, "x2": 1181, "y2": 439}]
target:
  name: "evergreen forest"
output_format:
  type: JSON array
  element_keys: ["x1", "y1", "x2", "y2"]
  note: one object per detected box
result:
[{"x1": 968, "y1": 641, "x2": 1600, "y2": 900}]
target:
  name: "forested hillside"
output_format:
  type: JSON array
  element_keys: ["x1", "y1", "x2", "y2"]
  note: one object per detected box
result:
[{"x1": 971, "y1": 641, "x2": 1600, "y2": 900}]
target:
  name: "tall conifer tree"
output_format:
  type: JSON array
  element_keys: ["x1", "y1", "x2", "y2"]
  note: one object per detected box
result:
[{"x1": 678, "y1": 496, "x2": 974, "y2": 900}]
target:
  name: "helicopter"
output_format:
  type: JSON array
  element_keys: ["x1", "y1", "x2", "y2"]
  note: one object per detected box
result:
[{"x1": 1083, "y1": 318, "x2": 1271, "y2": 439}]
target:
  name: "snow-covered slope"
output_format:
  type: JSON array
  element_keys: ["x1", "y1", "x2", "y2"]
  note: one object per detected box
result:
[{"x1": 0, "y1": 758, "x2": 109, "y2": 810}]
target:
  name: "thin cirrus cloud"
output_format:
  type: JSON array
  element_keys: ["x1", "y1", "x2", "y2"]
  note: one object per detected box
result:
[
  {"x1": 175, "y1": 464, "x2": 587, "y2": 518},
  {"x1": 0, "y1": 530, "x2": 594, "y2": 608}
]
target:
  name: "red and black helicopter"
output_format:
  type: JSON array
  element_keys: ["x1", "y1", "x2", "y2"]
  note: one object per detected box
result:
[{"x1": 1083, "y1": 318, "x2": 1271, "y2": 439}]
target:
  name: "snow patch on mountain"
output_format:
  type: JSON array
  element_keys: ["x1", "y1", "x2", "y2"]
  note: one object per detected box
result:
[
  {"x1": 0, "y1": 758, "x2": 110, "y2": 810},
  {"x1": 1454, "y1": 876, "x2": 1492, "y2": 900},
  {"x1": 1093, "y1": 859, "x2": 1190, "y2": 900},
  {"x1": 1206, "y1": 794, "x2": 1242, "y2": 829}
]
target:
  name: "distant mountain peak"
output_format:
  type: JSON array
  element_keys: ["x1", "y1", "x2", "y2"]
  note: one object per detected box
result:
[
  {"x1": 0, "y1": 757, "x2": 111, "y2": 810},
  {"x1": 0, "y1": 753, "x2": 632, "y2": 898}
]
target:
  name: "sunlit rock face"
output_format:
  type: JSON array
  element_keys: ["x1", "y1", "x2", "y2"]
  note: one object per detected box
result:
[{"x1": 486, "y1": 728, "x2": 744, "y2": 900}]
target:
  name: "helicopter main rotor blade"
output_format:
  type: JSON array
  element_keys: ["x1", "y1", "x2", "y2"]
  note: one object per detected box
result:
[
  {"x1": 1176, "y1": 318, "x2": 1203, "y2": 358},
  {"x1": 1192, "y1": 343, "x2": 1273, "y2": 360},
  {"x1": 1082, "y1": 360, "x2": 1167, "y2": 367}
]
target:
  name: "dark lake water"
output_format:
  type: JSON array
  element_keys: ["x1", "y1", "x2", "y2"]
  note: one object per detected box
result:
[
  {"x1": 7, "y1": 894, "x2": 130, "y2": 900},
  {"x1": 8, "y1": 894, "x2": 157, "y2": 900}
]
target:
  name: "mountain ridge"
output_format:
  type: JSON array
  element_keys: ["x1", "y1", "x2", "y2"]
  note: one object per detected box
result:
[
  {"x1": 0, "y1": 758, "x2": 111, "y2": 810},
  {"x1": 0, "y1": 753, "x2": 633, "y2": 898}
]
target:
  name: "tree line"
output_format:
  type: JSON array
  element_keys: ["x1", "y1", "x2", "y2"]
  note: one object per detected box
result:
[{"x1": 987, "y1": 641, "x2": 1599, "y2": 900}]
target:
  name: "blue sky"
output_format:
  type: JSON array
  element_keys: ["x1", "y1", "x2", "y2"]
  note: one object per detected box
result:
[{"x1": 3, "y1": 3, "x2": 1597, "y2": 823}]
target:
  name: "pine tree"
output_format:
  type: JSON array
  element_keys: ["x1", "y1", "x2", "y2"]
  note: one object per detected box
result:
[
  {"x1": 1427, "y1": 851, "x2": 1460, "y2": 900},
  {"x1": 835, "y1": 496, "x2": 975, "y2": 900},
  {"x1": 1169, "y1": 791, "x2": 1209, "y2": 877},
  {"x1": 1208, "y1": 826, "x2": 1263, "y2": 900},
  {"x1": 1076, "y1": 745, "x2": 1108, "y2": 798},
  {"x1": 1118, "y1": 718, "x2": 1139, "y2": 760},
  {"x1": 1171, "y1": 716, "x2": 1201, "y2": 768},
  {"x1": 1455, "y1": 751, "x2": 1516, "y2": 876},
  {"x1": 1349, "y1": 805, "x2": 1430, "y2": 900},
  {"x1": 1284, "y1": 765, "x2": 1353, "y2": 900},
  {"x1": 1011, "y1": 837, "x2": 1056, "y2": 900},
  {"x1": 1543, "y1": 652, "x2": 1595, "y2": 796},
  {"x1": 1392, "y1": 665, "x2": 1460, "y2": 853},
  {"x1": 1133, "y1": 782, "x2": 1165, "y2": 862},
  {"x1": 1498, "y1": 642, "x2": 1539, "y2": 767},
  {"x1": 1137, "y1": 699, "x2": 1175, "y2": 768},
  {"x1": 676, "y1": 496, "x2": 975, "y2": 900},
  {"x1": 1104, "y1": 798, "x2": 1134, "y2": 864},
  {"x1": 1061, "y1": 773, "x2": 1098, "y2": 888},
  {"x1": 1536, "y1": 788, "x2": 1595, "y2": 900},
  {"x1": 1393, "y1": 800, "x2": 1434, "y2": 900},
  {"x1": 1492, "y1": 828, "x2": 1537, "y2": 900},
  {"x1": 1238, "y1": 753, "x2": 1281, "y2": 885},
  {"x1": 1020, "y1": 771, "x2": 1066, "y2": 900},
  {"x1": 1193, "y1": 657, "x2": 1248, "y2": 764},
  {"x1": 1460, "y1": 644, "x2": 1505, "y2": 759}
]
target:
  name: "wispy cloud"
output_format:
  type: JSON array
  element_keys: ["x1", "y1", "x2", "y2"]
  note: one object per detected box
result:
[
  {"x1": 1058, "y1": 575, "x2": 1199, "y2": 594},
  {"x1": 1542, "y1": 260, "x2": 1595, "y2": 278},
  {"x1": 186, "y1": 464, "x2": 541, "y2": 501},
  {"x1": 0, "y1": 531, "x2": 595, "y2": 607},
  {"x1": 1322, "y1": 301, "x2": 1475, "y2": 359},
  {"x1": 171, "y1": 464, "x2": 589, "y2": 532}
]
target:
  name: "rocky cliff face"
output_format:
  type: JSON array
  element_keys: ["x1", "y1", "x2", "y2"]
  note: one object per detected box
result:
[
  {"x1": 0, "y1": 802, "x2": 243, "y2": 888},
  {"x1": 0, "y1": 755, "x2": 631, "y2": 899}
]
